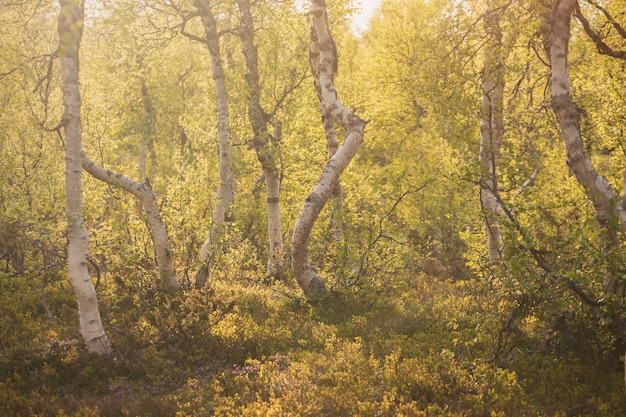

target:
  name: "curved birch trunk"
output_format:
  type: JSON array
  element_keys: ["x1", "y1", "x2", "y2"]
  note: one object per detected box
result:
[
  {"x1": 58, "y1": 0, "x2": 111, "y2": 355},
  {"x1": 542, "y1": 0, "x2": 625, "y2": 300},
  {"x1": 236, "y1": 0, "x2": 285, "y2": 279},
  {"x1": 479, "y1": 0, "x2": 505, "y2": 262},
  {"x1": 81, "y1": 154, "x2": 179, "y2": 292},
  {"x1": 312, "y1": 66, "x2": 344, "y2": 242},
  {"x1": 291, "y1": 0, "x2": 367, "y2": 298},
  {"x1": 194, "y1": 0, "x2": 234, "y2": 288}
]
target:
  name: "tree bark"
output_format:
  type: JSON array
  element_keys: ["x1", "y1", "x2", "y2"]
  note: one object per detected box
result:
[
  {"x1": 291, "y1": 0, "x2": 367, "y2": 298},
  {"x1": 81, "y1": 154, "x2": 179, "y2": 292},
  {"x1": 479, "y1": 0, "x2": 505, "y2": 262},
  {"x1": 542, "y1": 0, "x2": 625, "y2": 300},
  {"x1": 194, "y1": 0, "x2": 234, "y2": 288},
  {"x1": 236, "y1": 0, "x2": 285, "y2": 279},
  {"x1": 58, "y1": 0, "x2": 112, "y2": 355},
  {"x1": 137, "y1": 54, "x2": 156, "y2": 180},
  {"x1": 311, "y1": 53, "x2": 344, "y2": 242}
]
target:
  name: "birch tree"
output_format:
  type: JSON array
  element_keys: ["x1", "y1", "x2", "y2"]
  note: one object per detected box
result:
[
  {"x1": 291, "y1": 0, "x2": 367, "y2": 298},
  {"x1": 58, "y1": 0, "x2": 111, "y2": 355},
  {"x1": 81, "y1": 154, "x2": 179, "y2": 291},
  {"x1": 540, "y1": 0, "x2": 626, "y2": 300},
  {"x1": 236, "y1": 0, "x2": 285, "y2": 279},
  {"x1": 479, "y1": 0, "x2": 506, "y2": 262},
  {"x1": 311, "y1": 30, "x2": 344, "y2": 244},
  {"x1": 190, "y1": 0, "x2": 234, "y2": 288}
]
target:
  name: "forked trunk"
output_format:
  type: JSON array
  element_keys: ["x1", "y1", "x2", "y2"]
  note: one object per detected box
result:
[
  {"x1": 308, "y1": 17, "x2": 343, "y2": 242},
  {"x1": 291, "y1": 0, "x2": 367, "y2": 298}
]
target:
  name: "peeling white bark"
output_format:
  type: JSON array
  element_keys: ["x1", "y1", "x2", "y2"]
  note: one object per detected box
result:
[
  {"x1": 236, "y1": 0, "x2": 285, "y2": 278},
  {"x1": 291, "y1": 0, "x2": 367, "y2": 298},
  {"x1": 195, "y1": 0, "x2": 234, "y2": 288},
  {"x1": 543, "y1": 0, "x2": 625, "y2": 299},
  {"x1": 58, "y1": 0, "x2": 111, "y2": 355},
  {"x1": 82, "y1": 155, "x2": 179, "y2": 292},
  {"x1": 311, "y1": 46, "x2": 344, "y2": 242}
]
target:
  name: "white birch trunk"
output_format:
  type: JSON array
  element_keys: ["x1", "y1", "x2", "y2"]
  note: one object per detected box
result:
[
  {"x1": 236, "y1": 0, "x2": 285, "y2": 279},
  {"x1": 479, "y1": 0, "x2": 505, "y2": 262},
  {"x1": 314, "y1": 79, "x2": 344, "y2": 242},
  {"x1": 291, "y1": 0, "x2": 367, "y2": 298},
  {"x1": 543, "y1": 0, "x2": 625, "y2": 299},
  {"x1": 194, "y1": 0, "x2": 234, "y2": 288},
  {"x1": 81, "y1": 155, "x2": 179, "y2": 292},
  {"x1": 58, "y1": 0, "x2": 111, "y2": 355},
  {"x1": 265, "y1": 170, "x2": 284, "y2": 277}
]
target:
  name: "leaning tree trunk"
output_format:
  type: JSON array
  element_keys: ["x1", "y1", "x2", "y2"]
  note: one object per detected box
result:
[
  {"x1": 312, "y1": 62, "x2": 344, "y2": 242},
  {"x1": 58, "y1": 0, "x2": 111, "y2": 355},
  {"x1": 291, "y1": 0, "x2": 367, "y2": 298},
  {"x1": 194, "y1": 0, "x2": 234, "y2": 288},
  {"x1": 541, "y1": 0, "x2": 626, "y2": 301},
  {"x1": 479, "y1": 0, "x2": 505, "y2": 262},
  {"x1": 236, "y1": 0, "x2": 285, "y2": 279},
  {"x1": 543, "y1": 2, "x2": 626, "y2": 389},
  {"x1": 81, "y1": 154, "x2": 179, "y2": 292}
]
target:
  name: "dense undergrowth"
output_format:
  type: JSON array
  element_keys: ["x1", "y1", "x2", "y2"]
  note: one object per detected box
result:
[{"x1": 1, "y1": 267, "x2": 624, "y2": 417}]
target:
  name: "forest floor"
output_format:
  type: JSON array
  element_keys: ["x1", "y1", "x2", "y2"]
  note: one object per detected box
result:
[{"x1": 1, "y1": 271, "x2": 625, "y2": 416}]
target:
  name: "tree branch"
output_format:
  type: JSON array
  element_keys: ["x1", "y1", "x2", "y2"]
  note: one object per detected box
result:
[
  {"x1": 583, "y1": 0, "x2": 626, "y2": 38},
  {"x1": 179, "y1": 13, "x2": 207, "y2": 44},
  {"x1": 574, "y1": 1, "x2": 626, "y2": 60}
]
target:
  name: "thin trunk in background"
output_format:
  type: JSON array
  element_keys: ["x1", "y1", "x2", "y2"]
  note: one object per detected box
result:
[
  {"x1": 194, "y1": 0, "x2": 234, "y2": 288},
  {"x1": 479, "y1": 0, "x2": 505, "y2": 262},
  {"x1": 58, "y1": 0, "x2": 111, "y2": 355},
  {"x1": 137, "y1": 53, "x2": 157, "y2": 180},
  {"x1": 236, "y1": 0, "x2": 285, "y2": 279},
  {"x1": 291, "y1": 0, "x2": 367, "y2": 298}
]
